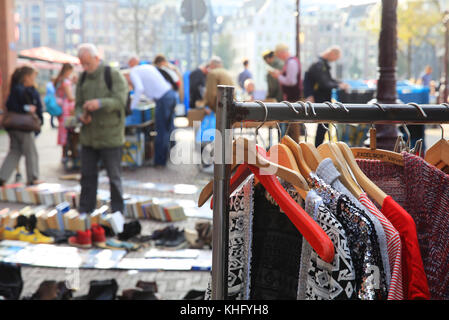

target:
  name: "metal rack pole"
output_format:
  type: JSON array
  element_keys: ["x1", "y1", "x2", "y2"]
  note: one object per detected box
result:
[
  {"x1": 232, "y1": 102, "x2": 449, "y2": 124},
  {"x1": 211, "y1": 85, "x2": 234, "y2": 300}
]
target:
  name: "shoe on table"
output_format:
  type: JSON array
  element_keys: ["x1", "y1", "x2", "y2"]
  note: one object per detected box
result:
[
  {"x1": 19, "y1": 229, "x2": 54, "y2": 244},
  {"x1": 91, "y1": 224, "x2": 106, "y2": 248},
  {"x1": 2, "y1": 226, "x2": 27, "y2": 241},
  {"x1": 68, "y1": 229, "x2": 92, "y2": 248}
]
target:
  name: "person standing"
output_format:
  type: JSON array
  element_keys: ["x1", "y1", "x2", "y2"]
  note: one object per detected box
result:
[
  {"x1": 305, "y1": 46, "x2": 349, "y2": 146},
  {"x1": 0, "y1": 65, "x2": 43, "y2": 186},
  {"x1": 270, "y1": 44, "x2": 302, "y2": 102},
  {"x1": 75, "y1": 43, "x2": 128, "y2": 214},
  {"x1": 153, "y1": 54, "x2": 184, "y2": 103},
  {"x1": 196, "y1": 56, "x2": 234, "y2": 114},
  {"x1": 54, "y1": 63, "x2": 75, "y2": 162},
  {"x1": 189, "y1": 64, "x2": 208, "y2": 110},
  {"x1": 420, "y1": 65, "x2": 433, "y2": 87},
  {"x1": 127, "y1": 55, "x2": 177, "y2": 168},
  {"x1": 262, "y1": 50, "x2": 284, "y2": 102},
  {"x1": 238, "y1": 59, "x2": 252, "y2": 91},
  {"x1": 270, "y1": 43, "x2": 302, "y2": 141}
]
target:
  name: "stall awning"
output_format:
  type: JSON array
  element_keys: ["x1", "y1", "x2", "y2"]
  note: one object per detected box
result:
[{"x1": 19, "y1": 47, "x2": 80, "y2": 65}]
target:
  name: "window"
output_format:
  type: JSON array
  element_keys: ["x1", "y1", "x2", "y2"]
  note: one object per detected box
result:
[
  {"x1": 32, "y1": 25, "x2": 41, "y2": 47},
  {"x1": 48, "y1": 23, "x2": 57, "y2": 45},
  {"x1": 46, "y1": 6, "x2": 57, "y2": 19},
  {"x1": 31, "y1": 5, "x2": 40, "y2": 22}
]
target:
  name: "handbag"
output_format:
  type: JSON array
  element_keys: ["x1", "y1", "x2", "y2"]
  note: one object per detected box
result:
[{"x1": 2, "y1": 111, "x2": 41, "y2": 132}]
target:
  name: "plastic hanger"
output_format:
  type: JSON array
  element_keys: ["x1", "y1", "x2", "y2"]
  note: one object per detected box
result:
[
  {"x1": 317, "y1": 122, "x2": 364, "y2": 197},
  {"x1": 425, "y1": 124, "x2": 449, "y2": 171},
  {"x1": 337, "y1": 141, "x2": 388, "y2": 206}
]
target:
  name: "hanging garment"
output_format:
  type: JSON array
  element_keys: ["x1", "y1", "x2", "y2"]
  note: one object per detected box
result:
[
  {"x1": 250, "y1": 180, "x2": 304, "y2": 299},
  {"x1": 357, "y1": 153, "x2": 442, "y2": 299},
  {"x1": 308, "y1": 173, "x2": 388, "y2": 300},
  {"x1": 359, "y1": 193, "x2": 404, "y2": 300},
  {"x1": 381, "y1": 196, "x2": 430, "y2": 300},
  {"x1": 297, "y1": 190, "x2": 357, "y2": 300},
  {"x1": 204, "y1": 175, "x2": 255, "y2": 300},
  {"x1": 315, "y1": 158, "x2": 391, "y2": 289}
]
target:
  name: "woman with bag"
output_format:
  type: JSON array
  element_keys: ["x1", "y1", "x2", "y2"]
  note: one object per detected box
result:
[
  {"x1": 54, "y1": 63, "x2": 75, "y2": 162},
  {"x1": 0, "y1": 65, "x2": 43, "y2": 186}
]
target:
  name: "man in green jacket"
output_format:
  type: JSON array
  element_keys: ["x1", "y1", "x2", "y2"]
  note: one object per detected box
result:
[
  {"x1": 75, "y1": 43, "x2": 128, "y2": 214},
  {"x1": 262, "y1": 50, "x2": 284, "y2": 102}
]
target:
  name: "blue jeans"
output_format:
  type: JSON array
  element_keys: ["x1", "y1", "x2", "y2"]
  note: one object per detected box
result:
[{"x1": 155, "y1": 90, "x2": 177, "y2": 165}]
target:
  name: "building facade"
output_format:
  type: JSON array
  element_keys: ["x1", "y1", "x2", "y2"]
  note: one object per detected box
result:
[{"x1": 15, "y1": 0, "x2": 118, "y2": 62}]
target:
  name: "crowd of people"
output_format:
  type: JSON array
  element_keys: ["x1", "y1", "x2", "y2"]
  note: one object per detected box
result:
[{"x1": 0, "y1": 41, "x2": 440, "y2": 215}]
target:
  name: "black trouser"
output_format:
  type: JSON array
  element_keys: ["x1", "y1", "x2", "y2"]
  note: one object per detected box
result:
[
  {"x1": 79, "y1": 146, "x2": 124, "y2": 213},
  {"x1": 315, "y1": 123, "x2": 329, "y2": 147}
]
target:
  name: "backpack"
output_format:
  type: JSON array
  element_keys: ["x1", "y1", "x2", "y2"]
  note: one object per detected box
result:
[
  {"x1": 44, "y1": 85, "x2": 62, "y2": 117},
  {"x1": 80, "y1": 66, "x2": 132, "y2": 116},
  {"x1": 157, "y1": 67, "x2": 179, "y2": 92}
]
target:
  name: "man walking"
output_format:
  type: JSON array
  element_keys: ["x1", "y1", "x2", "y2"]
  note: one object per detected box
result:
[
  {"x1": 75, "y1": 43, "x2": 128, "y2": 214},
  {"x1": 305, "y1": 46, "x2": 349, "y2": 146},
  {"x1": 127, "y1": 55, "x2": 177, "y2": 167}
]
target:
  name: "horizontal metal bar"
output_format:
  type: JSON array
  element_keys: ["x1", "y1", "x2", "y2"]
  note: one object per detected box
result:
[{"x1": 231, "y1": 102, "x2": 449, "y2": 124}]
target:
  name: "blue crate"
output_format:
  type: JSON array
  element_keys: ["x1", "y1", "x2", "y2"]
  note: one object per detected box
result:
[
  {"x1": 125, "y1": 106, "x2": 153, "y2": 126},
  {"x1": 397, "y1": 85, "x2": 430, "y2": 104}
]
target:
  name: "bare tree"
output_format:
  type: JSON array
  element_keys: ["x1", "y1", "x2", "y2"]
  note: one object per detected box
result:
[{"x1": 115, "y1": 0, "x2": 155, "y2": 57}]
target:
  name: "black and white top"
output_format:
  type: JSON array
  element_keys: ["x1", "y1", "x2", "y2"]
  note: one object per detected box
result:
[{"x1": 298, "y1": 190, "x2": 358, "y2": 300}]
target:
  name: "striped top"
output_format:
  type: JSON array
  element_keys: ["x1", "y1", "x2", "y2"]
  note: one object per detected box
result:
[{"x1": 359, "y1": 193, "x2": 404, "y2": 300}]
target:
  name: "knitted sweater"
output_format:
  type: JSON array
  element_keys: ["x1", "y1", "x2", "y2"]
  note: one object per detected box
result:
[{"x1": 357, "y1": 152, "x2": 448, "y2": 300}]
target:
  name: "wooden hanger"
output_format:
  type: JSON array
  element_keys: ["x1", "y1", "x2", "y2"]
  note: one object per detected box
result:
[
  {"x1": 281, "y1": 135, "x2": 312, "y2": 178},
  {"x1": 317, "y1": 123, "x2": 364, "y2": 197},
  {"x1": 265, "y1": 143, "x2": 309, "y2": 200},
  {"x1": 351, "y1": 125, "x2": 405, "y2": 167},
  {"x1": 197, "y1": 137, "x2": 309, "y2": 207},
  {"x1": 425, "y1": 125, "x2": 449, "y2": 171},
  {"x1": 337, "y1": 141, "x2": 387, "y2": 206}
]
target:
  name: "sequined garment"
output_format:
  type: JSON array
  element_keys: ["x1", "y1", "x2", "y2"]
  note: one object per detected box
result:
[
  {"x1": 307, "y1": 173, "x2": 388, "y2": 300},
  {"x1": 298, "y1": 190, "x2": 357, "y2": 300}
]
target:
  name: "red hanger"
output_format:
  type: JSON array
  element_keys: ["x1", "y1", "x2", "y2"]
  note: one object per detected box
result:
[
  {"x1": 210, "y1": 145, "x2": 267, "y2": 210},
  {"x1": 247, "y1": 164, "x2": 334, "y2": 263},
  {"x1": 210, "y1": 147, "x2": 335, "y2": 263}
]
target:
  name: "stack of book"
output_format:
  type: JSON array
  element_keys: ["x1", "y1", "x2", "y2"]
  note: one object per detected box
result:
[{"x1": 147, "y1": 200, "x2": 186, "y2": 222}]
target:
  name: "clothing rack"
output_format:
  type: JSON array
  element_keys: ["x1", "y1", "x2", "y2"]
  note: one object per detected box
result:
[{"x1": 210, "y1": 85, "x2": 449, "y2": 300}]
